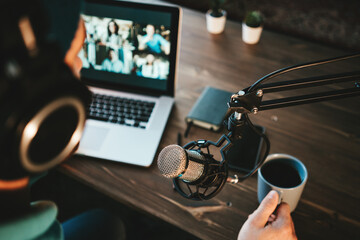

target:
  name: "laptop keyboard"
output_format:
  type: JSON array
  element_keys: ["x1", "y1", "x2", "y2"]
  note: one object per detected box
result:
[{"x1": 87, "y1": 93, "x2": 155, "y2": 129}]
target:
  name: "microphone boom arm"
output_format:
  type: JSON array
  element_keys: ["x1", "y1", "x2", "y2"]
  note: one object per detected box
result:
[{"x1": 228, "y1": 71, "x2": 360, "y2": 114}]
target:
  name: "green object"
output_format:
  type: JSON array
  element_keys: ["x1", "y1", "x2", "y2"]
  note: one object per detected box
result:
[
  {"x1": 35, "y1": 220, "x2": 63, "y2": 240},
  {"x1": 210, "y1": 0, "x2": 226, "y2": 17},
  {"x1": 244, "y1": 11, "x2": 264, "y2": 28},
  {"x1": 0, "y1": 201, "x2": 62, "y2": 240}
]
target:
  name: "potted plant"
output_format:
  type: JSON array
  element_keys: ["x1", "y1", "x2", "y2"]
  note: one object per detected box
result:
[
  {"x1": 206, "y1": 0, "x2": 227, "y2": 34},
  {"x1": 242, "y1": 10, "x2": 264, "y2": 44}
]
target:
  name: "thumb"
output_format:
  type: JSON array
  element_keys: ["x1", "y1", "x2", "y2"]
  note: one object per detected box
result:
[{"x1": 249, "y1": 190, "x2": 279, "y2": 227}]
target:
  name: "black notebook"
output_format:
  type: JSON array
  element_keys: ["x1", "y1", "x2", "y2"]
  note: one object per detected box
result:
[{"x1": 185, "y1": 86, "x2": 233, "y2": 134}]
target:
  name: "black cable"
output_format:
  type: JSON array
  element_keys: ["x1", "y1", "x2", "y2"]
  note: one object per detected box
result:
[
  {"x1": 238, "y1": 113, "x2": 270, "y2": 180},
  {"x1": 248, "y1": 52, "x2": 360, "y2": 92}
]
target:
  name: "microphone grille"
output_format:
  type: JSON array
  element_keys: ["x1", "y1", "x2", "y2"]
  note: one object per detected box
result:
[
  {"x1": 157, "y1": 145, "x2": 187, "y2": 178},
  {"x1": 157, "y1": 145, "x2": 205, "y2": 182}
]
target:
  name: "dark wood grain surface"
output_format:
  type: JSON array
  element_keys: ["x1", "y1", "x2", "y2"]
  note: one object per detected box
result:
[{"x1": 59, "y1": 4, "x2": 360, "y2": 240}]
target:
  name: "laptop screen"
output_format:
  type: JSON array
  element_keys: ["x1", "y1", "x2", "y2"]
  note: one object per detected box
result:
[{"x1": 79, "y1": 0, "x2": 180, "y2": 96}]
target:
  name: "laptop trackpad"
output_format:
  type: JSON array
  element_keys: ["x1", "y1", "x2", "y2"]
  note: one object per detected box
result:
[{"x1": 79, "y1": 126, "x2": 109, "y2": 151}]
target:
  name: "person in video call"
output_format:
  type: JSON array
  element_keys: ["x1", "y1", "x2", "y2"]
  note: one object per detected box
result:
[
  {"x1": 138, "y1": 24, "x2": 170, "y2": 55},
  {"x1": 101, "y1": 19, "x2": 123, "y2": 51},
  {"x1": 3, "y1": 0, "x2": 297, "y2": 239},
  {"x1": 139, "y1": 54, "x2": 160, "y2": 79},
  {"x1": 101, "y1": 48, "x2": 124, "y2": 73},
  {"x1": 85, "y1": 32, "x2": 97, "y2": 66}
]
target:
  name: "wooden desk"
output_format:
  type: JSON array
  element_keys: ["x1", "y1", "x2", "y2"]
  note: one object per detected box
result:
[{"x1": 60, "y1": 5, "x2": 360, "y2": 240}]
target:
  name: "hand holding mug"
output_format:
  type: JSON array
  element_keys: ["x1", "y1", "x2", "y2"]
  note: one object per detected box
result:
[{"x1": 238, "y1": 190, "x2": 297, "y2": 240}]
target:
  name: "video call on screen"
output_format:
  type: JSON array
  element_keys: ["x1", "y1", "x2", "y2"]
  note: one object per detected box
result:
[
  {"x1": 80, "y1": 14, "x2": 171, "y2": 79},
  {"x1": 79, "y1": 3, "x2": 175, "y2": 92}
]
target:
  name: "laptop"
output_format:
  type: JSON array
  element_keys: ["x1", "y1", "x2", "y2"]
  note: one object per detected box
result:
[{"x1": 76, "y1": 0, "x2": 182, "y2": 167}]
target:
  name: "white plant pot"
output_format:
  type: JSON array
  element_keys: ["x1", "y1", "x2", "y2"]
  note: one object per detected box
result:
[
  {"x1": 242, "y1": 22, "x2": 263, "y2": 44},
  {"x1": 206, "y1": 10, "x2": 227, "y2": 34}
]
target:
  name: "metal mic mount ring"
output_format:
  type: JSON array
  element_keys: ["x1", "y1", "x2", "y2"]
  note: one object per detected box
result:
[{"x1": 172, "y1": 140, "x2": 228, "y2": 200}]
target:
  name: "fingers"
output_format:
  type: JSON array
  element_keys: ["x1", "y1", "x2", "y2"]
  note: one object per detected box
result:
[
  {"x1": 275, "y1": 203, "x2": 292, "y2": 225},
  {"x1": 268, "y1": 214, "x2": 276, "y2": 223},
  {"x1": 249, "y1": 190, "x2": 279, "y2": 227},
  {"x1": 269, "y1": 203, "x2": 297, "y2": 239}
]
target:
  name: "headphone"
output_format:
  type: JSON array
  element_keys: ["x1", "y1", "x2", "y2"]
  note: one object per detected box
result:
[{"x1": 0, "y1": 0, "x2": 90, "y2": 180}]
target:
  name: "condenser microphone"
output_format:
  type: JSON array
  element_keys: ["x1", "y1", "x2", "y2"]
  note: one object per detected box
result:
[
  {"x1": 157, "y1": 144, "x2": 205, "y2": 183},
  {"x1": 157, "y1": 144, "x2": 229, "y2": 200}
]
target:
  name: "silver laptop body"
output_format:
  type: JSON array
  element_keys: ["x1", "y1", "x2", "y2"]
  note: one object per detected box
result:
[{"x1": 76, "y1": 0, "x2": 181, "y2": 167}]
